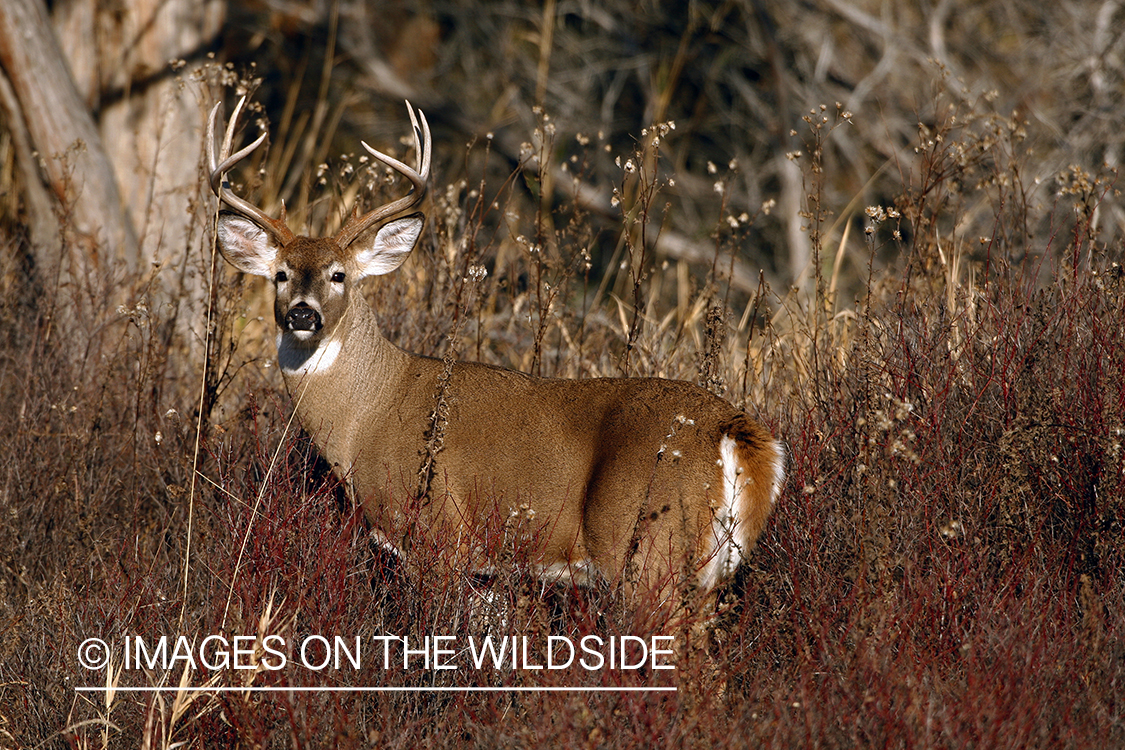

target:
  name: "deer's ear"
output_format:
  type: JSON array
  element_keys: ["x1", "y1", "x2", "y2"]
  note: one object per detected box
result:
[
  {"x1": 217, "y1": 214, "x2": 277, "y2": 277},
  {"x1": 351, "y1": 214, "x2": 424, "y2": 278}
]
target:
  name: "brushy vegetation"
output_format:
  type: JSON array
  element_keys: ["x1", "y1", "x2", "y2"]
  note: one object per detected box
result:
[{"x1": 2, "y1": 14, "x2": 1125, "y2": 748}]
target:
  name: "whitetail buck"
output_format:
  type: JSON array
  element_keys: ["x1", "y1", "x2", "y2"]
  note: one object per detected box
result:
[{"x1": 207, "y1": 97, "x2": 783, "y2": 609}]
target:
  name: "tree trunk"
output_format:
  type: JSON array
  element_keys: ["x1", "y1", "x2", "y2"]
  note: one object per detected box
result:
[
  {"x1": 0, "y1": 0, "x2": 139, "y2": 291},
  {"x1": 0, "y1": 0, "x2": 224, "y2": 363},
  {"x1": 52, "y1": 0, "x2": 224, "y2": 272}
]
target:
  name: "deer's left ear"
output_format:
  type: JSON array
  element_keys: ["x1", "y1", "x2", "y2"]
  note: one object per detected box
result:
[{"x1": 351, "y1": 214, "x2": 424, "y2": 278}]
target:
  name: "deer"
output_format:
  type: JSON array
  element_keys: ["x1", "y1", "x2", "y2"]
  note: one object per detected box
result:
[{"x1": 206, "y1": 96, "x2": 784, "y2": 617}]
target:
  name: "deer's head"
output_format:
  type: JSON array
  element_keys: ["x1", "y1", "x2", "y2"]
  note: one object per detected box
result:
[{"x1": 207, "y1": 98, "x2": 431, "y2": 351}]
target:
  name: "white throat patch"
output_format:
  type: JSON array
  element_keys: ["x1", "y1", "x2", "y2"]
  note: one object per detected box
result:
[{"x1": 277, "y1": 334, "x2": 342, "y2": 376}]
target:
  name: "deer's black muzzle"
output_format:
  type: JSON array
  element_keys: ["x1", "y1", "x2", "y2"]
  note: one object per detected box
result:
[{"x1": 285, "y1": 303, "x2": 322, "y2": 332}]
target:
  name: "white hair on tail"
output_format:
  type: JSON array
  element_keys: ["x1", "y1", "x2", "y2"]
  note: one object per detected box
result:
[
  {"x1": 697, "y1": 435, "x2": 746, "y2": 590},
  {"x1": 698, "y1": 434, "x2": 784, "y2": 591}
]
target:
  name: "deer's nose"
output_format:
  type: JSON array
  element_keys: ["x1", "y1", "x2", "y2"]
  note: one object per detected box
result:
[{"x1": 285, "y1": 303, "x2": 322, "y2": 332}]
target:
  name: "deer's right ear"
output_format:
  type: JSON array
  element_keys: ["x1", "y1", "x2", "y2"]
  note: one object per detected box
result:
[{"x1": 217, "y1": 214, "x2": 277, "y2": 277}]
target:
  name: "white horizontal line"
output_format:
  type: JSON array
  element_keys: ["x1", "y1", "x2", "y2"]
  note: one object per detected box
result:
[{"x1": 75, "y1": 686, "x2": 676, "y2": 693}]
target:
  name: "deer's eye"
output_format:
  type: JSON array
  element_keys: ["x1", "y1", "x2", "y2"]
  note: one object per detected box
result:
[
  {"x1": 275, "y1": 270, "x2": 288, "y2": 282},
  {"x1": 331, "y1": 271, "x2": 346, "y2": 283}
]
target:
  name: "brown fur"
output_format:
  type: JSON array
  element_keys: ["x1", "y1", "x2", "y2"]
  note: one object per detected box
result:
[{"x1": 209, "y1": 100, "x2": 783, "y2": 613}]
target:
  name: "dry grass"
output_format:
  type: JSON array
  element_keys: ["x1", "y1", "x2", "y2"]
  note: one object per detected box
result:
[{"x1": 2, "y1": 39, "x2": 1124, "y2": 750}]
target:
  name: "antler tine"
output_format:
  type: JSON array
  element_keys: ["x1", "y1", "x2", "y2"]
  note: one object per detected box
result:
[
  {"x1": 407, "y1": 102, "x2": 432, "y2": 184},
  {"x1": 207, "y1": 97, "x2": 293, "y2": 242},
  {"x1": 335, "y1": 101, "x2": 431, "y2": 248}
]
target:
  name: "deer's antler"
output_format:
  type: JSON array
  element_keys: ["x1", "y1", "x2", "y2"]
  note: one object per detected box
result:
[
  {"x1": 334, "y1": 101, "x2": 431, "y2": 248},
  {"x1": 207, "y1": 96, "x2": 295, "y2": 244}
]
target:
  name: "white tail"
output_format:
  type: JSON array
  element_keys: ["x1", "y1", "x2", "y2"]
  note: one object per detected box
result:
[{"x1": 207, "y1": 97, "x2": 783, "y2": 609}]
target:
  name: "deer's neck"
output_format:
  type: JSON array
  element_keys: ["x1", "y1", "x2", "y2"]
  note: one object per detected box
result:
[{"x1": 276, "y1": 296, "x2": 403, "y2": 467}]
